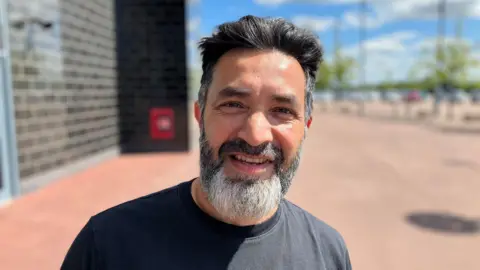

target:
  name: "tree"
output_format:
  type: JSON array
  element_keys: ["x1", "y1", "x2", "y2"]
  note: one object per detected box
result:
[
  {"x1": 378, "y1": 69, "x2": 394, "y2": 91},
  {"x1": 331, "y1": 52, "x2": 357, "y2": 91},
  {"x1": 315, "y1": 55, "x2": 356, "y2": 92},
  {"x1": 410, "y1": 20, "x2": 479, "y2": 117},
  {"x1": 315, "y1": 61, "x2": 332, "y2": 91},
  {"x1": 413, "y1": 42, "x2": 479, "y2": 88}
]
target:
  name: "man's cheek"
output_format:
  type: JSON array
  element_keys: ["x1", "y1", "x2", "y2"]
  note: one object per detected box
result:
[{"x1": 205, "y1": 136, "x2": 223, "y2": 160}]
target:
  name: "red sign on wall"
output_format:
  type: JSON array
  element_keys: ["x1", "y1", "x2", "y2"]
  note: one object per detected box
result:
[{"x1": 149, "y1": 108, "x2": 174, "y2": 140}]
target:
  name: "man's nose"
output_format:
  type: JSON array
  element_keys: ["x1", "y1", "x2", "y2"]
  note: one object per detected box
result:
[{"x1": 237, "y1": 112, "x2": 273, "y2": 147}]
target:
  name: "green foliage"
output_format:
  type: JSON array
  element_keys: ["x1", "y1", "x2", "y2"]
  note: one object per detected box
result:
[
  {"x1": 332, "y1": 52, "x2": 357, "y2": 90},
  {"x1": 315, "y1": 52, "x2": 357, "y2": 91},
  {"x1": 315, "y1": 62, "x2": 331, "y2": 91},
  {"x1": 409, "y1": 41, "x2": 480, "y2": 88}
]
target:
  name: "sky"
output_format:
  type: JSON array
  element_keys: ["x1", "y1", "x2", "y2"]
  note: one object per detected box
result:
[{"x1": 186, "y1": 0, "x2": 480, "y2": 85}]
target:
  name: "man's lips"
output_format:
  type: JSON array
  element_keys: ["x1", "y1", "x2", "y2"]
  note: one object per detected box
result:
[{"x1": 225, "y1": 153, "x2": 274, "y2": 175}]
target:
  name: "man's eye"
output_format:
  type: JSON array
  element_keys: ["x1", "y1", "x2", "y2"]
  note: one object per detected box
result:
[
  {"x1": 221, "y1": 102, "x2": 244, "y2": 108},
  {"x1": 273, "y1": 107, "x2": 294, "y2": 115}
]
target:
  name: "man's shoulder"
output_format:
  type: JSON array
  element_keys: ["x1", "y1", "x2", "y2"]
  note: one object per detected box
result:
[
  {"x1": 282, "y1": 200, "x2": 348, "y2": 252},
  {"x1": 89, "y1": 180, "x2": 190, "y2": 230},
  {"x1": 282, "y1": 201, "x2": 352, "y2": 269}
]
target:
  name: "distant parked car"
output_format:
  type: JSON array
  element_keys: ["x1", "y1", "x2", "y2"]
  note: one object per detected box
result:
[
  {"x1": 365, "y1": 90, "x2": 381, "y2": 101},
  {"x1": 470, "y1": 90, "x2": 480, "y2": 103},
  {"x1": 346, "y1": 91, "x2": 367, "y2": 102},
  {"x1": 448, "y1": 89, "x2": 470, "y2": 103},
  {"x1": 404, "y1": 90, "x2": 422, "y2": 103},
  {"x1": 313, "y1": 91, "x2": 334, "y2": 102},
  {"x1": 384, "y1": 91, "x2": 402, "y2": 103}
]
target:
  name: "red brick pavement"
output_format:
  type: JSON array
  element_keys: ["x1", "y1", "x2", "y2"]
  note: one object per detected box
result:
[{"x1": 0, "y1": 151, "x2": 200, "y2": 270}]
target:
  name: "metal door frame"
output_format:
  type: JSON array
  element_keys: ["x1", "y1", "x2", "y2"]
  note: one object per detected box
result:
[{"x1": 0, "y1": 0, "x2": 20, "y2": 204}]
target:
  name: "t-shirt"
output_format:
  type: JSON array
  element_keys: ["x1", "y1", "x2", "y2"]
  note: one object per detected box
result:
[{"x1": 61, "y1": 179, "x2": 352, "y2": 270}]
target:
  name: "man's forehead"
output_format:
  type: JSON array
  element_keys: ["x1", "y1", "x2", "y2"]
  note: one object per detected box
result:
[{"x1": 208, "y1": 49, "x2": 306, "y2": 101}]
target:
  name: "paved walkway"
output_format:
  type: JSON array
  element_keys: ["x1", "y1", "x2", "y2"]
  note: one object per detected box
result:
[
  {"x1": 0, "y1": 152, "x2": 201, "y2": 270},
  {"x1": 1, "y1": 108, "x2": 479, "y2": 269}
]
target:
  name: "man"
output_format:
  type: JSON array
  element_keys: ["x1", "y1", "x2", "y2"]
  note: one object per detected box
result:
[{"x1": 61, "y1": 15, "x2": 352, "y2": 270}]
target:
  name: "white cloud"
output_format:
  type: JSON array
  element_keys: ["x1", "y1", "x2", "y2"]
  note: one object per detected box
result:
[
  {"x1": 359, "y1": 0, "x2": 479, "y2": 28},
  {"x1": 188, "y1": 16, "x2": 201, "y2": 33},
  {"x1": 413, "y1": 36, "x2": 473, "y2": 52},
  {"x1": 256, "y1": 0, "x2": 480, "y2": 29},
  {"x1": 343, "y1": 31, "x2": 419, "y2": 55},
  {"x1": 291, "y1": 16, "x2": 334, "y2": 32},
  {"x1": 187, "y1": 39, "x2": 201, "y2": 70},
  {"x1": 377, "y1": 0, "x2": 476, "y2": 20},
  {"x1": 254, "y1": 0, "x2": 356, "y2": 6},
  {"x1": 474, "y1": 4, "x2": 480, "y2": 16},
  {"x1": 336, "y1": 32, "x2": 480, "y2": 84},
  {"x1": 334, "y1": 31, "x2": 420, "y2": 84},
  {"x1": 342, "y1": 10, "x2": 383, "y2": 29}
]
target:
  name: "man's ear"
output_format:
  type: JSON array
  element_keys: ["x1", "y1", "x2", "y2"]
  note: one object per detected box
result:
[
  {"x1": 194, "y1": 101, "x2": 202, "y2": 128},
  {"x1": 306, "y1": 117, "x2": 312, "y2": 129}
]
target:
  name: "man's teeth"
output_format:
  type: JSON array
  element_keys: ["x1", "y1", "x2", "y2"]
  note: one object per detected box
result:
[{"x1": 234, "y1": 155, "x2": 269, "y2": 164}]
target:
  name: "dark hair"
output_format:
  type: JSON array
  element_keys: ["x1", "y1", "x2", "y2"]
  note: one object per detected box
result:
[{"x1": 197, "y1": 15, "x2": 323, "y2": 121}]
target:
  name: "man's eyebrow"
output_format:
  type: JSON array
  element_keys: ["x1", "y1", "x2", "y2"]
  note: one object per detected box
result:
[
  {"x1": 272, "y1": 93, "x2": 299, "y2": 108},
  {"x1": 216, "y1": 87, "x2": 300, "y2": 107},
  {"x1": 217, "y1": 87, "x2": 251, "y2": 99}
]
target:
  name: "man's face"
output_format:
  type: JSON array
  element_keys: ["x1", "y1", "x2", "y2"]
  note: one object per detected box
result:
[{"x1": 195, "y1": 49, "x2": 311, "y2": 221}]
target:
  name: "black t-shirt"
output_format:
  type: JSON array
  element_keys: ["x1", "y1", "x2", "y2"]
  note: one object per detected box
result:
[{"x1": 61, "y1": 180, "x2": 352, "y2": 270}]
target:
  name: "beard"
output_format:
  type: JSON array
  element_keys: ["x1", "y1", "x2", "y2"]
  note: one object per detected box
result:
[{"x1": 198, "y1": 128, "x2": 303, "y2": 222}]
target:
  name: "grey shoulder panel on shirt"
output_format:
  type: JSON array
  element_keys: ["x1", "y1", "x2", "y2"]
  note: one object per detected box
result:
[{"x1": 282, "y1": 200, "x2": 351, "y2": 269}]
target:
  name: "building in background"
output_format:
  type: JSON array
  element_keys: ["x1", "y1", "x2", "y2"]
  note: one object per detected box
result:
[{"x1": 0, "y1": 0, "x2": 190, "y2": 204}]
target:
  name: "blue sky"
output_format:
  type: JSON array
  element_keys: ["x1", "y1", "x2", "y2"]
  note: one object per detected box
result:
[{"x1": 187, "y1": 0, "x2": 480, "y2": 84}]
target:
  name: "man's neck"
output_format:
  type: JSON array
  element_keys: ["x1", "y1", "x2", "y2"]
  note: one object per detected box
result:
[{"x1": 190, "y1": 178, "x2": 278, "y2": 227}]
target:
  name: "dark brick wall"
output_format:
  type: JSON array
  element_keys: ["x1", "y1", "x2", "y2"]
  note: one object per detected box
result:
[
  {"x1": 115, "y1": 0, "x2": 190, "y2": 153},
  {"x1": 9, "y1": 0, "x2": 118, "y2": 179}
]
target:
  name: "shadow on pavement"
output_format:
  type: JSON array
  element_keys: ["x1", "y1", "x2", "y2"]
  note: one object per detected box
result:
[{"x1": 406, "y1": 212, "x2": 480, "y2": 235}]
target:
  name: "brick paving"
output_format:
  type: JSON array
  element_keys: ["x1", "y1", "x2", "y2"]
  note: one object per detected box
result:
[
  {"x1": 1, "y1": 108, "x2": 480, "y2": 270},
  {"x1": 0, "y1": 152, "x2": 200, "y2": 270}
]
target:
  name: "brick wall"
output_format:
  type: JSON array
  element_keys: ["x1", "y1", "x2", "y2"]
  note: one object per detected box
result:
[{"x1": 9, "y1": 0, "x2": 118, "y2": 179}]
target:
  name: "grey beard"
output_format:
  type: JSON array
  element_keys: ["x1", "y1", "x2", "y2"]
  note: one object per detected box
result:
[
  {"x1": 198, "y1": 128, "x2": 302, "y2": 221},
  {"x1": 204, "y1": 168, "x2": 283, "y2": 221}
]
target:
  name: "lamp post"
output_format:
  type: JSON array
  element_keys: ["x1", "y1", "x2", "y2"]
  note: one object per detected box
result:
[
  {"x1": 434, "y1": 0, "x2": 446, "y2": 116},
  {"x1": 358, "y1": 0, "x2": 367, "y2": 116},
  {"x1": 333, "y1": 16, "x2": 341, "y2": 102}
]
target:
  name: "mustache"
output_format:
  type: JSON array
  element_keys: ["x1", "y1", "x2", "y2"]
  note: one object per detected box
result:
[{"x1": 218, "y1": 138, "x2": 283, "y2": 163}]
